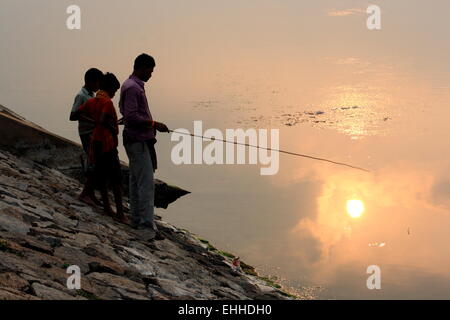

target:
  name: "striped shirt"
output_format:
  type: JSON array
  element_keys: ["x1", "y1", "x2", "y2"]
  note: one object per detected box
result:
[{"x1": 71, "y1": 87, "x2": 96, "y2": 135}]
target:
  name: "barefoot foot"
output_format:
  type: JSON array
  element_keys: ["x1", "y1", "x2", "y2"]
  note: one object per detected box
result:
[{"x1": 78, "y1": 194, "x2": 98, "y2": 207}]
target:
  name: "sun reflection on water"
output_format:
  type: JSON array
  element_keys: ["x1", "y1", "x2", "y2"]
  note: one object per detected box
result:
[{"x1": 346, "y1": 199, "x2": 365, "y2": 218}]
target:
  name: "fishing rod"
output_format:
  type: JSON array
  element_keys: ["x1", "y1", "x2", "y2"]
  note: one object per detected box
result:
[
  {"x1": 117, "y1": 118, "x2": 369, "y2": 172},
  {"x1": 168, "y1": 129, "x2": 371, "y2": 173}
]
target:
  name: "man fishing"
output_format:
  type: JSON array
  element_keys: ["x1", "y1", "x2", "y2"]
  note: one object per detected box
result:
[{"x1": 120, "y1": 53, "x2": 169, "y2": 241}]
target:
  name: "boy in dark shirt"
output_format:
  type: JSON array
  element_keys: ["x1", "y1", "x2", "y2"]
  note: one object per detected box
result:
[{"x1": 69, "y1": 68, "x2": 104, "y2": 206}]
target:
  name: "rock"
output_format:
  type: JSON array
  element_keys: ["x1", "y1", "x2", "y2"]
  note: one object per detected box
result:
[
  {"x1": 72, "y1": 232, "x2": 100, "y2": 248},
  {"x1": 54, "y1": 245, "x2": 91, "y2": 273},
  {"x1": 53, "y1": 212, "x2": 78, "y2": 229},
  {"x1": 19, "y1": 205, "x2": 54, "y2": 221},
  {"x1": 28, "y1": 227, "x2": 75, "y2": 239},
  {"x1": 0, "y1": 252, "x2": 40, "y2": 277},
  {"x1": 154, "y1": 179, "x2": 191, "y2": 209},
  {"x1": 115, "y1": 288, "x2": 149, "y2": 300},
  {"x1": 0, "y1": 287, "x2": 40, "y2": 300},
  {"x1": 31, "y1": 283, "x2": 76, "y2": 300},
  {"x1": 37, "y1": 235, "x2": 62, "y2": 248},
  {"x1": 21, "y1": 272, "x2": 74, "y2": 294},
  {"x1": 83, "y1": 243, "x2": 121, "y2": 262},
  {"x1": 212, "y1": 287, "x2": 250, "y2": 300},
  {"x1": 0, "y1": 210, "x2": 30, "y2": 235},
  {"x1": 87, "y1": 272, "x2": 147, "y2": 298},
  {"x1": 20, "y1": 252, "x2": 65, "y2": 276},
  {"x1": 31, "y1": 221, "x2": 54, "y2": 229},
  {"x1": 0, "y1": 272, "x2": 30, "y2": 291},
  {"x1": 146, "y1": 286, "x2": 170, "y2": 300},
  {"x1": 87, "y1": 259, "x2": 125, "y2": 276},
  {"x1": 148, "y1": 278, "x2": 199, "y2": 298},
  {"x1": 17, "y1": 237, "x2": 54, "y2": 255}
]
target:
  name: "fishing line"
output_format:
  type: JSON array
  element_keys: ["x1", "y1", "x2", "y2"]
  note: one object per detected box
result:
[{"x1": 168, "y1": 129, "x2": 371, "y2": 173}]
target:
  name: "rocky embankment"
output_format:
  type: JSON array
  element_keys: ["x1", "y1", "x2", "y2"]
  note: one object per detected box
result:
[{"x1": 0, "y1": 105, "x2": 292, "y2": 300}]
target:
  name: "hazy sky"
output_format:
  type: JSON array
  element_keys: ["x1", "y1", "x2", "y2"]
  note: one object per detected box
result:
[
  {"x1": 1, "y1": 0, "x2": 450, "y2": 132},
  {"x1": 1, "y1": 0, "x2": 450, "y2": 299}
]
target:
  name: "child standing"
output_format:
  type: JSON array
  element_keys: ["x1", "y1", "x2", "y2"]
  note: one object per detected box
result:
[
  {"x1": 69, "y1": 68, "x2": 104, "y2": 206},
  {"x1": 73, "y1": 73, "x2": 126, "y2": 223}
]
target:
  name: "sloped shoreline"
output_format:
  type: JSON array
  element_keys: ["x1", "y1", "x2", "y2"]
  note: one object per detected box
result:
[{"x1": 0, "y1": 105, "x2": 293, "y2": 300}]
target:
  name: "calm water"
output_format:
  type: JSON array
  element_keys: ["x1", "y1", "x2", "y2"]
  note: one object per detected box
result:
[
  {"x1": 1, "y1": 0, "x2": 449, "y2": 299},
  {"x1": 158, "y1": 64, "x2": 450, "y2": 299}
]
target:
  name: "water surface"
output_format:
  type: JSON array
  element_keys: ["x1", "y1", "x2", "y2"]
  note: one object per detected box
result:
[{"x1": 1, "y1": 0, "x2": 449, "y2": 299}]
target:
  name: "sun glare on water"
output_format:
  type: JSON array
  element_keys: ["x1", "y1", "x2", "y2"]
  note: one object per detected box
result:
[{"x1": 347, "y1": 200, "x2": 365, "y2": 218}]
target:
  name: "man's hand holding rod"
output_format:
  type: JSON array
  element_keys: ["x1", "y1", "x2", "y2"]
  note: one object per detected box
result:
[
  {"x1": 151, "y1": 120, "x2": 169, "y2": 133},
  {"x1": 117, "y1": 118, "x2": 169, "y2": 133}
]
